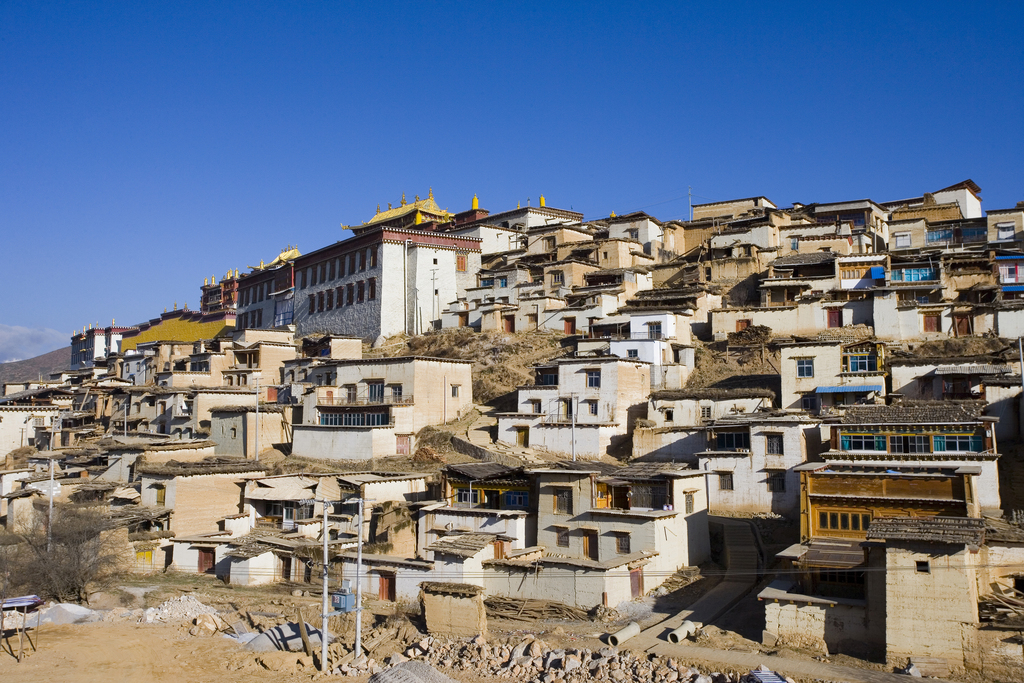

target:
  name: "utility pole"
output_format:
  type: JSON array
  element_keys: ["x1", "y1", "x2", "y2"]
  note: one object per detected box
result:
[
  {"x1": 688, "y1": 186, "x2": 693, "y2": 221},
  {"x1": 570, "y1": 393, "x2": 577, "y2": 462},
  {"x1": 430, "y1": 268, "x2": 438, "y2": 326},
  {"x1": 354, "y1": 496, "x2": 365, "y2": 663},
  {"x1": 321, "y1": 498, "x2": 330, "y2": 672},
  {"x1": 253, "y1": 371, "x2": 262, "y2": 461},
  {"x1": 46, "y1": 456, "x2": 54, "y2": 553}
]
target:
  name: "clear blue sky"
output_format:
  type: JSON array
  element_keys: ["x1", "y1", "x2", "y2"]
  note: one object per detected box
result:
[{"x1": 1, "y1": 1, "x2": 1022, "y2": 361}]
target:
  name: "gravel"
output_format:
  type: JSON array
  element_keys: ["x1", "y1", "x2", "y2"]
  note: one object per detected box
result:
[{"x1": 141, "y1": 595, "x2": 217, "y2": 623}]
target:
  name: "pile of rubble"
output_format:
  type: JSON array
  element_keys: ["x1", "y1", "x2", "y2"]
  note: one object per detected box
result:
[
  {"x1": 141, "y1": 594, "x2": 218, "y2": 623},
  {"x1": 333, "y1": 634, "x2": 799, "y2": 683}
]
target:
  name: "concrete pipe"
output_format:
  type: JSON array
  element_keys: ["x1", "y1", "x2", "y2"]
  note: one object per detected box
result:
[
  {"x1": 667, "y1": 620, "x2": 697, "y2": 644},
  {"x1": 607, "y1": 621, "x2": 641, "y2": 647}
]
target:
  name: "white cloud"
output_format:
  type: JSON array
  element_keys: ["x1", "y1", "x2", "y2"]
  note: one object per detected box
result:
[{"x1": 0, "y1": 325, "x2": 68, "y2": 363}]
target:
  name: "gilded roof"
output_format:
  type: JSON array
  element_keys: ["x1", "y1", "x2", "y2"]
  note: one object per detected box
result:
[{"x1": 356, "y1": 191, "x2": 454, "y2": 228}]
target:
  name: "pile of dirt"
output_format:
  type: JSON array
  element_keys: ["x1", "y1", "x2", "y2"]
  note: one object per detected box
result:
[
  {"x1": 369, "y1": 329, "x2": 568, "y2": 403},
  {"x1": 685, "y1": 342, "x2": 781, "y2": 394},
  {"x1": 903, "y1": 336, "x2": 1014, "y2": 359}
]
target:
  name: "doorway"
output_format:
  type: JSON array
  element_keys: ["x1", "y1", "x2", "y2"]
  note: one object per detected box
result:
[
  {"x1": 503, "y1": 316, "x2": 516, "y2": 333},
  {"x1": 630, "y1": 568, "x2": 643, "y2": 598},
  {"x1": 198, "y1": 548, "x2": 215, "y2": 574},
  {"x1": 515, "y1": 427, "x2": 529, "y2": 447},
  {"x1": 827, "y1": 310, "x2": 842, "y2": 328},
  {"x1": 583, "y1": 530, "x2": 599, "y2": 561},
  {"x1": 378, "y1": 572, "x2": 396, "y2": 601}
]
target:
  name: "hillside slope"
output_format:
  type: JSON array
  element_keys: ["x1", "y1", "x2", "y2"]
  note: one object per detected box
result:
[
  {"x1": 0, "y1": 346, "x2": 71, "y2": 387},
  {"x1": 368, "y1": 329, "x2": 570, "y2": 403}
]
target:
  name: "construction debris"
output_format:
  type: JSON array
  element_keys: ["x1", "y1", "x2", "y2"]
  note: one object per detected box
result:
[{"x1": 483, "y1": 596, "x2": 589, "y2": 622}]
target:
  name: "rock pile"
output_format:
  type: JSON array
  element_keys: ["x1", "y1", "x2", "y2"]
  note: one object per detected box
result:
[
  {"x1": 331, "y1": 634, "x2": 799, "y2": 683},
  {"x1": 141, "y1": 594, "x2": 217, "y2": 623}
]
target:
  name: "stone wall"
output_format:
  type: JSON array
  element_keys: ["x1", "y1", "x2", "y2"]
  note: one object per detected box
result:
[{"x1": 420, "y1": 585, "x2": 488, "y2": 638}]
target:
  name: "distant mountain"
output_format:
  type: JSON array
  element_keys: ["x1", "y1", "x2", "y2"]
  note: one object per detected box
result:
[{"x1": 0, "y1": 346, "x2": 72, "y2": 387}]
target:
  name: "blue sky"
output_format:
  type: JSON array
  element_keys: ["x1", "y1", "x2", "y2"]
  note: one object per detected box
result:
[{"x1": 1, "y1": 1, "x2": 1022, "y2": 361}]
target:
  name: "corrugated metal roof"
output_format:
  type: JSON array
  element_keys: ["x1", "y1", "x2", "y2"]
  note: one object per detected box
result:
[
  {"x1": 936, "y1": 364, "x2": 1010, "y2": 375},
  {"x1": 815, "y1": 385, "x2": 882, "y2": 394}
]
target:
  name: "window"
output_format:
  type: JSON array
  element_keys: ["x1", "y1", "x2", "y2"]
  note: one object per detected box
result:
[
  {"x1": 369, "y1": 247, "x2": 377, "y2": 268},
  {"x1": 628, "y1": 228, "x2": 639, "y2": 240},
  {"x1": 432, "y1": 258, "x2": 438, "y2": 265},
  {"x1": 451, "y1": 385, "x2": 460, "y2": 397},
  {"x1": 718, "y1": 473, "x2": 734, "y2": 491},
  {"x1": 615, "y1": 532, "x2": 631, "y2": 554},
  {"x1": 358, "y1": 250, "x2": 366, "y2": 271},
  {"x1": 530, "y1": 400, "x2": 542, "y2": 414},
  {"x1": 538, "y1": 372, "x2": 558, "y2": 386},
  {"x1": 296, "y1": 271, "x2": 304, "y2": 289},
  {"x1": 554, "y1": 488, "x2": 573, "y2": 515},
  {"x1": 326, "y1": 289, "x2": 333, "y2": 310},
  {"x1": 819, "y1": 511, "x2": 872, "y2": 532},
  {"x1": 504, "y1": 491, "x2": 529, "y2": 508},
  {"x1": 716, "y1": 431, "x2": 750, "y2": 451},
  {"x1": 498, "y1": 277, "x2": 508, "y2": 288},
  {"x1": 844, "y1": 353, "x2": 878, "y2": 372},
  {"x1": 916, "y1": 560, "x2": 930, "y2": 574},
  {"x1": 456, "y1": 254, "x2": 467, "y2": 272},
  {"x1": 368, "y1": 278, "x2": 376, "y2": 300},
  {"x1": 664, "y1": 409, "x2": 674, "y2": 422},
  {"x1": 356, "y1": 281, "x2": 364, "y2": 303},
  {"x1": 926, "y1": 229, "x2": 953, "y2": 244},
  {"x1": 933, "y1": 434, "x2": 983, "y2": 452},
  {"x1": 317, "y1": 292, "x2": 325, "y2": 312},
  {"x1": 767, "y1": 471, "x2": 786, "y2": 493},
  {"x1": 841, "y1": 433, "x2": 886, "y2": 450},
  {"x1": 336, "y1": 286, "x2": 345, "y2": 306},
  {"x1": 684, "y1": 492, "x2": 694, "y2": 514},
  {"x1": 328, "y1": 260, "x2": 335, "y2": 280},
  {"x1": 997, "y1": 222, "x2": 1016, "y2": 241},
  {"x1": 586, "y1": 369, "x2": 601, "y2": 388},
  {"x1": 894, "y1": 233, "x2": 911, "y2": 249},
  {"x1": 556, "y1": 527, "x2": 570, "y2": 547},
  {"x1": 765, "y1": 434, "x2": 784, "y2": 455},
  {"x1": 588, "y1": 401, "x2": 598, "y2": 416},
  {"x1": 623, "y1": 349, "x2": 638, "y2": 360},
  {"x1": 890, "y1": 434, "x2": 930, "y2": 453},
  {"x1": 544, "y1": 237, "x2": 556, "y2": 251},
  {"x1": 796, "y1": 359, "x2": 814, "y2": 378},
  {"x1": 551, "y1": 271, "x2": 564, "y2": 286},
  {"x1": 347, "y1": 283, "x2": 354, "y2": 305},
  {"x1": 700, "y1": 406, "x2": 712, "y2": 420},
  {"x1": 480, "y1": 277, "x2": 494, "y2": 287},
  {"x1": 791, "y1": 237, "x2": 799, "y2": 251},
  {"x1": 646, "y1": 322, "x2": 662, "y2": 339},
  {"x1": 308, "y1": 295, "x2": 315, "y2": 314},
  {"x1": 962, "y1": 226, "x2": 986, "y2": 243},
  {"x1": 456, "y1": 488, "x2": 480, "y2": 505},
  {"x1": 892, "y1": 267, "x2": 938, "y2": 282}
]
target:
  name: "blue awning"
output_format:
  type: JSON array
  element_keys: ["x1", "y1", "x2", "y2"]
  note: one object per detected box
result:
[
  {"x1": 815, "y1": 385, "x2": 882, "y2": 394},
  {"x1": 995, "y1": 256, "x2": 1024, "y2": 260},
  {"x1": 1003, "y1": 285, "x2": 1024, "y2": 292},
  {"x1": 869, "y1": 266, "x2": 885, "y2": 279}
]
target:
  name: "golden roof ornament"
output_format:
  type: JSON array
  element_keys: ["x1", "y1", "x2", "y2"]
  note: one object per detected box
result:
[
  {"x1": 400, "y1": 192, "x2": 407, "y2": 206},
  {"x1": 610, "y1": 210, "x2": 616, "y2": 217},
  {"x1": 428, "y1": 187, "x2": 434, "y2": 199},
  {"x1": 388, "y1": 202, "x2": 393, "y2": 210},
  {"x1": 376, "y1": 204, "x2": 380, "y2": 214},
  {"x1": 472, "y1": 194, "x2": 479, "y2": 210}
]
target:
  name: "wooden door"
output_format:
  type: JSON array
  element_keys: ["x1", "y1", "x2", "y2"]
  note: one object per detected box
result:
[
  {"x1": 583, "y1": 530, "x2": 599, "y2": 561},
  {"x1": 630, "y1": 569, "x2": 643, "y2": 598},
  {"x1": 953, "y1": 315, "x2": 971, "y2": 337},
  {"x1": 827, "y1": 310, "x2": 842, "y2": 328},
  {"x1": 280, "y1": 556, "x2": 292, "y2": 581},
  {"x1": 564, "y1": 317, "x2": 577, "y2": 335},
  {"x1": 503, "y1": 315, "x2": 516, "y2": 333},
  {"x1": 198, "y1": 548, "x2": 215, "y2": 574},
  {"x1": 458, "y1": 313, "x2": 468, "y2": 328},
  {"x1": 516, "y1": 427, "x2": 529, "y2": 447},
  {"x1": 396, "y1": 435, "x2": 411, "y2": 455},
  {"x1": 378, "y1": 572, "x2": 396, "y2": 601}
]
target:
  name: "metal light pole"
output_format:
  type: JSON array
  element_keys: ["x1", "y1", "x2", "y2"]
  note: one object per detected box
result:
[
  {"x1": 321, "y1": 499, "x2": 331, "y2": 671},
  {"x1": 46, "y1": 456, "x2": 54, "y2": 553},
  {"x1": 354, "y1": 496, "x2": 364, "y2": 662},
  {"x1": 571, "y1": 393, "x2": 577, "y2": 462}
]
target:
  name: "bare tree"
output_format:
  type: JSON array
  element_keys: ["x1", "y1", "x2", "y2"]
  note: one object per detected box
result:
[{"x1": 10, "y1": 504, "x2": 128, "y2": 603}]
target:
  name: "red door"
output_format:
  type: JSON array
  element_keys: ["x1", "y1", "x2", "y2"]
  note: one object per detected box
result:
[
  {"x1": 396, "y1": 435, "x2": 411, "y2": 455},
  {"x1": 198, "y1": 548, "x2": 215, "y2": 574},
  {"x1": 827, "y1": 310, "x2": 842, "y2": 328},
  {"x1": 564, "y1": 317, "x2": 577, "y2": 335},
  {"x1": 630, "y1": 569, "x2": 643, "y2": 598},
  {"x1": 503, "y1": 316, "x2": 516, "y2": 333}
]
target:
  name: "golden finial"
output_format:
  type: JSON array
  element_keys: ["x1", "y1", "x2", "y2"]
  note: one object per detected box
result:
[
  {"x1": 204, "y1": 277, "x2": 209, "y2": 286},
  {"x1": 517, "y1": 201, "x2": 521, "y2": 209},
  {"x1": 212, "y1": 274, "x2": 217, "y2": 284},
  {"x1": 388, "y1": 202, "x2": 393, "y2": 210},
  {"x1": 539, "y1": 195, "x2": 546, "y2": 208},
  {"x1": 428, "y1": 187, "x2": 434, "y2": 199},
  {"x1": 472, "y1": 194, "x2": 479, "y2": 210},
  {"x1": 112, "y1": 318, "x2": 115, "y2": 326},
  {"x1": 610, "y1": 210, "x2": 616, "y2": 217},
  {"x1": 401, "y1": 192, "x2": 407, "y2": 206},
  {"x1": 376, "y1": 204, "x2": 380, "y2": 214},
  {"x1": 260, "y1": 259, "x2": 265, "y2": 268},
  {"x1": 173, "y1": 302, "x2": 177, "y2": 310},
  {"x1": 415, "y1": 194, "x2": 420, "y2": 202}
]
